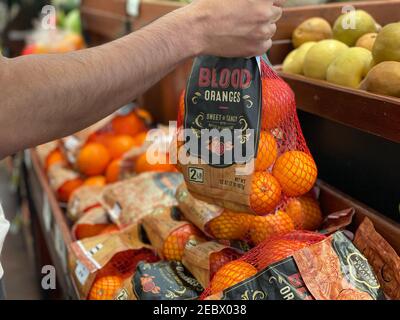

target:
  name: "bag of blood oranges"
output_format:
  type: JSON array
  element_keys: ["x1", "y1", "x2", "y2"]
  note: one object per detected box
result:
[
  {"x1": 174, "y1": 56, "x2": 318, "y2": 216},
  {"x1": 202, "y1": 231, "x2": 385, "y2": 300},
  {"x1": 69, "y1": 223, "x2": 158, "y2": 300}
]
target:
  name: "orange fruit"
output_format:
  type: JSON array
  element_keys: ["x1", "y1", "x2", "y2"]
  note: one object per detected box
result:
[
  {"x1": 83, "y1": 175, "x2": 106, "y2": 187},
  {"x1": 105, "y1": 134, "x2": 136, "y2": 159},
  {"x1": 87, "y1": 132, "x2": 114, "y2": 146},
  {"x1": 207, "y1": 212, "x2": 252, "y2": 240},
  {"x1": 286, "y1": 196, "x2": 323, "y2": 230},
  {"x1": 99, "y1": 224, "x2": 120, "y2": 235},
  {"x1": 64, "y1": 33, "x2": 85, "y2": 50},
  {"x1": 45, "y1": 149, "x2": 66, "y2": 171},
  {"x1": 57, "y1": 178, "x2": 84, "y2": 203},
  {"x1": 255, "y1": 131, "x2": 278, "y2": 171},
  {"x1": 261, "y1": 78, "x2": 293, "y2": 130},
  {"x1": 250, "y1": 210, "x2": 295, "y2": 245},
  {"x1": 112, "y1": 112, "x2": 146, "y2": 137},
  {"x1": 77, "y1": 143, "x2": 111, "y2": 176},
  {"x1": 88, "y1": 275, "x2": 123, "y2": 300},
  {"x1": 272, "y1": 151, "x2": 317, "y2": 197},
  {"x1": 105, "y1": 159, "x2": 122, "y2": 183},
  {"x1": 163, "y1": 224, "x2": 202, "y2": 261},
  {"x1": 257, "y1": 239, "x2": 310, "y2": 269},
  {"x1": 209, "y1": 249, "x2": 242, "y2": 280},
  {"x1": 74, "y1": 224, "x2": 110, "y2": 240},
  {"x1": 135, "y1": 152, "x2": 176, "y2": 174},
  {"x1": 132, "y1": 131, "x2": 148, "y2": 147},
  {"x1": 250, "y1": 172, "x2": 282, "y2": 215},
  {"x1": 210, "y1": 260, "x2": 257, "y2": 294}
]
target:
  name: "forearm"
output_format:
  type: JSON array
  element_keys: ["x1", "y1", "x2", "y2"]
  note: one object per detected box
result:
[{"x1": 0, "y1": 7, "x2": 200, "y2": 158}]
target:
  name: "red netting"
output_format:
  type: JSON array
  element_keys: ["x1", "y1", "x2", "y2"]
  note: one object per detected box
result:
[
  {"x1": 163, "y1": 224, "x2": 203, "y2": 261},
  {"x1": 175, "y1": 59, "x2": 317, "y2": 216},
  {"x1": 201, "y1": 231, "x2": 326, "y2": 299},
  {"x1": 89, "y1": 249, "x2": 159, "y2": 300}
]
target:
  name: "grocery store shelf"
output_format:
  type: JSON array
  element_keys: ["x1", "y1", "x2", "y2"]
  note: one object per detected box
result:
[
  {"x1": 21, "y1": 146, "x2": 400, "y2": 300},
  {"x1": 279, "y1": 71, "x2": 400, "y2": 143},
  {"x1": 24, "y1": 149, "x2": 79, "y2": 300},
  {"x1": 270, "y1": 0, "x2": 400, "y2": 65}
]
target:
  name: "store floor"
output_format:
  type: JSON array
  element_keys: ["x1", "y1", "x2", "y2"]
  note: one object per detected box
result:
[{"x1": 0, "y1": 160, "x2": 41, "y2": 300}]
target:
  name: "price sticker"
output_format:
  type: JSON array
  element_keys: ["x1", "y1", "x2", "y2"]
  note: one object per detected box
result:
[
  {"x1": 75, "y1": 261, "x2": 90, "y2": 286},
  {"x1": 127, "y1": 0, "x2": 140, "y2": 17}
]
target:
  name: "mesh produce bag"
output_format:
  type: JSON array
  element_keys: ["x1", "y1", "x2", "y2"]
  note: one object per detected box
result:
[
  {"x1": 141, "y1": 207, "x2": 205, "y2": 261},
  {"x1": 69, "y1": 224, "x2": 158, "y2": 299},
  {"x1": 176, "y1": 183, "x2": 253, "y2": 241},
  {"x1": 100, "y1": 172, "x2": 183, "y2": 227},
  {"x1": 72, "y1": 206, "x2": 117, "y2": 241},
  {"x1": 67, "y1": 185, "x2": 104, "y2": 222},
  {"x1": 175, "y1": 57, "x2": 317, "y2": 215},
  {"x1": 202, "y1": 231, "x2": 385, "y2": 300},
  {"x1": 182, "y1": 240, "x2": 243, "y2": 288}
]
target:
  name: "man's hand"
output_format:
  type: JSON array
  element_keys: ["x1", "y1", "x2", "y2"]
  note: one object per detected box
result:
[{"x1": 182, "y1": 0, "x2": 284, "y2": 57}]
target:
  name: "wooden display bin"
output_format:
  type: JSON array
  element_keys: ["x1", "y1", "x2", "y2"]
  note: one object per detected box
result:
[{"x1": 24, "y1": 146, "x2": 400, "y2": 299}]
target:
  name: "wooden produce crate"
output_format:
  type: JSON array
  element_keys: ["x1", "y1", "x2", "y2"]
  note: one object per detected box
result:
[
  {"x1": 26, "y1": 148, "x2": 400, "y2": 300},
  {"x1": 270, "y1": 0, "x2": 400, "y2": 143},
  {"x1": 24, "y1": 149, "x2": 79, "y2": 299}
]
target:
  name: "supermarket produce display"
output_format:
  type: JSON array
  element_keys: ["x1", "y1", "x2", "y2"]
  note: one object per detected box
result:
[{"x1": 2, "y1": 0, "x2": 399, "y2": 302}]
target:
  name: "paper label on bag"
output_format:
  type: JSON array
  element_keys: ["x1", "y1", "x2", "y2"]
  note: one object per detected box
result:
[{"x1": 75, "y1": 260, "x2": 90, "y2": 286}]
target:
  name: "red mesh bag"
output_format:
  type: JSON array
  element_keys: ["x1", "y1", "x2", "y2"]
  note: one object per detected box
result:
[
  {"x1": 174, "y1": 57, "x2": 317, "y2": 216},
  {"x1": 201, "y1": 230, "x2": 326, "y2": 298}
]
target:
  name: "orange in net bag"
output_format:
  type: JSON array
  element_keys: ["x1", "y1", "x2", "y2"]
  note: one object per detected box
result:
[
  {"x1": 176, "y1": 183, "x2": 253, "y2": 240},
  {"x1": 69, "y1": 223, "x2": 158, "y2": 299},
  {"x1": 202, "y1": 231, "x2": 325, "y2": 299},
  {"x1": 182, "y1": 240, "x2": 243, "y2": 288},
  {"x1": 141, "y1": 207, "x2": 205, "y2": 261},
  {"x1": 285, "y1": 195, "x2": 323, "y2": 230},
  {"x1": 67, "y1": 185, "x2": 104, "y2": 222},
  {"x1": 175, "y1": 56, "x2": 317, "y2": 216}
]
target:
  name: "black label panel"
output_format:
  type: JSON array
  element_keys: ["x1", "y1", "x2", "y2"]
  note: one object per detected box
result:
[
  {"x1": 221, "y1": 257, "x2": 313, "y2": 300},
  {"x1": 184, "y1": 56, "x2": 262, "y2": 168},
  {"x1": 133, "y1": 261, "x2": 203, "y2": 300}
]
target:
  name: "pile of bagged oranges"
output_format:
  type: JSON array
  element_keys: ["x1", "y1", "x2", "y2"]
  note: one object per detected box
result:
[{"x1": 42, "y1": 107, "x2": 179, "y2": 203}]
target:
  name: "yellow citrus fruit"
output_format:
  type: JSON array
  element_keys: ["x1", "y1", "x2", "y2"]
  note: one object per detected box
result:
[
  {"x1": 88, "y1": 275, "x2": 123, "y2": 300},
  {"x1": 163, "y1": 224, "x2": 202, "y2": 261},
  {"x1": 286, "y1": 196, "x2": 323, "y2": 230},
  {"x1": 210, "y1": 260, "x2": 258, "y2": 294},
  {"x1": 207, "y1": 211, "x2": 252, "y2": 240},
  {"x1": 255, "y1": 131, "x2": 278, "y2": 171},
  {"x1": 250, "y1": 210, "x2": 295, "y2": 245},
  {"x1": 272, "y1": 151, "x2": 317, "y2": 197},
  {"x1": 250, "y1": 172, "x2": 282, "y2": 215}
]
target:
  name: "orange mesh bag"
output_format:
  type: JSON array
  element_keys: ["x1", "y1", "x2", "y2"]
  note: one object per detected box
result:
[
  {"x1": 175, "y1": 57, "x2": 317, "y2": 216},
  {"x1": 69, "y1": 223, "x2": 159, "y2": 299},
  {"x1": 47, "y1": 165, "x2": 83, "y2": 203},
  {"x1": 141, "y1": 207, "x2": 205, "y2": 261},
  {"x1": 67, "y1": 185, "x2": 104, "y2": 222},
  {"x1": 202, "y1": 231, "x2": 325, "y2": 299},
  {"x1": 285, "y1": 195, "x2": 323, "y2": 231},
  {"x1": 100, "y1": 172, "x2": 183, "y2": 227},
  {"x1": 202, "y1": 231, "x2": 385, "y2": 300},
  {"x1": 72, "y1": 206, "x2": 116, "y2": 241},
  {"x1": 176, "y1": 183, "x2": 253, "y2": 241},
  {"x1": 182, "y1": 240, "x2": 243, "y2": 288}
]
